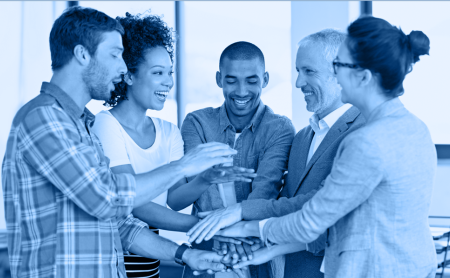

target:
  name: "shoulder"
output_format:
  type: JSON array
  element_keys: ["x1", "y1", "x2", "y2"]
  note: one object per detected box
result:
[
  {"x1": 13, "y1": 93, "x2": 62, "y2": 127},
  {"x1": 184, "y1": 107, "x2": 220, "y2": 122},
  {"x1": 93, "y1": 110, "x2": 121, "y2": 131},
  {"x1": 259, "y1": 105, "x2": 295, "y2": 134},
  {"x1": 152, "y1": 117, "x2": 181, "y2": 137}
]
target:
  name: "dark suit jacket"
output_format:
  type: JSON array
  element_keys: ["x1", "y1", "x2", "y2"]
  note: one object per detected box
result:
[{"x1": 240, "y1": 106, "x2": 365, "y2": 278}]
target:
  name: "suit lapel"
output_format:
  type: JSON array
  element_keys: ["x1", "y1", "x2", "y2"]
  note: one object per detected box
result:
[
  {"x1": 293, "y1": 106, "x2": 361, "y2": 196},
  {"x1": 287, "y1": 127, "x2": 314, "y2": 197}
]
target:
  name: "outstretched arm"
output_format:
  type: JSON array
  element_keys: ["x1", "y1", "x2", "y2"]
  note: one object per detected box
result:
[{"x1": 129, "y1": 228, "x2": 226, "y2": 274}]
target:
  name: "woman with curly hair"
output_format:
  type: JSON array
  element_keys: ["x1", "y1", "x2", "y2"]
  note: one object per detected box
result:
[{"x1": 92, "y1": 12, "x2": 256, "y2": 278}]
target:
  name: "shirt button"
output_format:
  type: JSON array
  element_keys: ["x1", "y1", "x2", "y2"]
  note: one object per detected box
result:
[{"x1": 114, "y1": 198, "x2": 121, "y2": 203}]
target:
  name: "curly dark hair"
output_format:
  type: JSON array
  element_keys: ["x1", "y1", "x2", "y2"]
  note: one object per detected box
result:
[{"x1": 104, "y1": 12, "x2": 176, "y2": 107}]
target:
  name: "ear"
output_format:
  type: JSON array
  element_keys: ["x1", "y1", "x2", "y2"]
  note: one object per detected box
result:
[
  {"x1": 356, "y1": 69, "x2": 373, "y2": 88},
  {"x1": 73, "y1": 45, "x2": 91, "y2": 66},
  {"x1": 262, "y1": 72, "x2": 269, "y2": 88},
  {"x1": 216, "y1": 71, "x2": 223, "y2": 88},
  {"x1": 124, "y1": 72, "x2": 133, "y2": 85}
]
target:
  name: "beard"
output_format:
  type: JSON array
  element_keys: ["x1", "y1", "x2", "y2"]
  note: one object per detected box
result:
[
  {"x1": 307, "y1": 80, "x2": 342, "y2": 116},
  {"x1": 82, "y1": 58, "x2": 112, "y2": 101}
]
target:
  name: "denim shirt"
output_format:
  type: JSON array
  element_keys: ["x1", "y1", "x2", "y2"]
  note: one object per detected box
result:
[{"x1": 181, "y1": 101, "x2": 295, "y2": 213}]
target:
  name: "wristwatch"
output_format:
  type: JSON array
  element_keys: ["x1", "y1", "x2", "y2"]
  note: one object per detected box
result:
[{"x1": 174, "y1": 243, "x2": 192, "y2": 266}]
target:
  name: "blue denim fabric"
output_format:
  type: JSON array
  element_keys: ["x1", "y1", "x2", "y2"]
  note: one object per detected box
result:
[
  {"x1": 181, "y1": 101, "x2": 295, "y2": 278},
  {"x1": 181, "y1": 101, "x2": 295, "y2": 212}
]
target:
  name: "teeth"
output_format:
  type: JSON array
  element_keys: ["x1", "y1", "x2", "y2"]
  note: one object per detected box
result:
[
  {"x1": 155, "y1": 91, "x2": 169, "y2": 97},
  {"x1": 235, "y1": 99, "x2": 250, "y2": 105},
  {"x1": 304, "y1": 92, "x2": 313, "y2": 96}
]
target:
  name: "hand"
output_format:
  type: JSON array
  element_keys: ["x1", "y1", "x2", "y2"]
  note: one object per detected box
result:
[
  {"x1": 177, "y1": 142, "x2": 237, "y2": 177},
  {"x1": 187, "y1": 203, "x2": 243, "y2": 244},
  {"x1": 232, "y1": 247, "x2": 274, "y2": 269},
  {"x1": 215, "y1": 221, "x2": 261, "y2": 239},
  {"x1": 182, "y1": 248, "x2": 226, "y2": 275},
  {"x1": 199, "y1": 166, "x2": 257, "y2": 184},
  {"x1": 212, "y1": 235, "x2": 256, "y2": 246}
]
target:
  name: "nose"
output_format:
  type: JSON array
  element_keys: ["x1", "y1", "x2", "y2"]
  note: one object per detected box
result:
[
  {"x1": 163, "y1": 73, "x2": 174, "y2": 90},
  {"x1": 118, "y1": 57, "x2": 127, "y2": 75},
  {"x1": 235, "y1": 83, "x2": 248, "y2": 97},
  {"x1": 296, "y1": 71, "x2": 306, "y2": 88}
]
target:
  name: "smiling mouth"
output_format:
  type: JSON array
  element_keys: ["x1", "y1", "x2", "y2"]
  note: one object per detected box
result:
[
  {"x1": 155, "y1": 91, "x2": 169, "y2": 101},
  {"x1": 233, "y1": 98, "x2": 251, "y2": 106}
]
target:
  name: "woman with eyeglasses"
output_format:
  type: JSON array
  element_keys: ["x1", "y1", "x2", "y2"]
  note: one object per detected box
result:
[{"x1": 216, "y1": 16, "x2": 437, "y2": 278}]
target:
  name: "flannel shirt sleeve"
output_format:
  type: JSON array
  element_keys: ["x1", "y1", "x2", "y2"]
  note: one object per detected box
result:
[
  {"x1": 20, "y1": 106, "x2": 136, "y2": 221},
  {"x1": 117, "y1": 214, "x2": 149, "y2": 251}
]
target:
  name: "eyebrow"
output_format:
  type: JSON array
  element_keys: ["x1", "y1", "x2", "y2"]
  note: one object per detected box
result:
[
  {"x1": 224, "y1": 75, "x2": 259, "y2": 79},
  {"x1": 150, "y1": 65, "x2": 173, "y2": 69}
]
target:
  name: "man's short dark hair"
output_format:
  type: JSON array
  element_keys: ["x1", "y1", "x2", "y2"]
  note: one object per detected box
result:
[
  {"x1": 219, "y1": 41, "x2": 265, "y2": 70},
  {"x1": 49, "y1": 6, "x2": 124, "y2": 71}
]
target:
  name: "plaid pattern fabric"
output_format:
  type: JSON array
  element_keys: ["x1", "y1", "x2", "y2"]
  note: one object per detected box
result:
[{"x1": 2, "y1": 82, "x2": 148, "y2": 278}]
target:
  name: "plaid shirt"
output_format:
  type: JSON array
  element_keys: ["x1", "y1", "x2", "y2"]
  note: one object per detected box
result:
[{"x1": 2, "y1": 82, "x2": 148, "y2": 278}]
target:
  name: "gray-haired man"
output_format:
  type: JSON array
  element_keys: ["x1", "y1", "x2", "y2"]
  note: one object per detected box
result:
[{"x1": 187, "y1": 29, "x2": 366, "y2": 278}]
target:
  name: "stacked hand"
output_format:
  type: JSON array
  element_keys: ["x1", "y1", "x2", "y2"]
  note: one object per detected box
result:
[
  {"x1": 187, "y1": 203, "x2": 244, "y2": 244},
  {"x1": 199, "y1": 166, "x2": 257, "y2": 184}
]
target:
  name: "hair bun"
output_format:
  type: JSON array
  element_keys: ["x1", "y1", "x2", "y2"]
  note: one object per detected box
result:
[{"x1": 407, "y1": 31, "x2": 430, "y2": 63}]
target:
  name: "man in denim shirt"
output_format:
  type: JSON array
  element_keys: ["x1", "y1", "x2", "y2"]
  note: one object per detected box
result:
[{"x1": 181, "y1": 42, "x2": 296, "y2": 278}]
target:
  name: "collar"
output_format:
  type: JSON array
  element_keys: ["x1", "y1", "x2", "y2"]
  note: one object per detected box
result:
[
  {"x1": 366, "y1": 97, "x2": 404, "y2": 123},
  {"x1": 40, "y1": 82, "x2": 95, "y2": 122},
  {"x1": 309, "y1": 103, "x2": 352, "y2": 134},
  {"x1": 219, "y1": 100, "x2": 266, "y2": 133}
]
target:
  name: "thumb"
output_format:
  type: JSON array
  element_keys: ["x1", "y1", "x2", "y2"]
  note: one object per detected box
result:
[
  {"x1": 198, "y1": 211, "x2": 213, "y2": 218},
  {"x1": 198, "y1": 261, "x2": 225, "y2": 272},
  {"x1": 233, "y1": 260, "x2": 252, "y2": 269}
]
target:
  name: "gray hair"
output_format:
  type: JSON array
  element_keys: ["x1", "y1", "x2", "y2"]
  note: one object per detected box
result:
[{"x1": 297, "y1": 28, "x2": 347, "y2": 74}]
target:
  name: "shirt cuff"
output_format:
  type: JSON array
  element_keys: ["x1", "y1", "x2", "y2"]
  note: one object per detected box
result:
[
  {"x1": 117, "y1": 214, "x2": 149, "y2": 251},
  {"x1": 259, "y1": 218, "x2": 275, "y2": 248}
]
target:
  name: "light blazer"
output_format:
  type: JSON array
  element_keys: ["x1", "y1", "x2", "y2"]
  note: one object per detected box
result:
[
  {"x1": 241, "y1": 106, "x2": 365, "y2": 278},
  {"x1": 262, "y1": 98, "x2": 437, "y2": 278}
]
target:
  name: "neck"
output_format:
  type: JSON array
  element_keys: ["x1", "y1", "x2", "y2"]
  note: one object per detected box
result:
[
  {"x1": 316, "y1": 101, "x2": 344, "y2": 120},
  {"x1": 50, "y1": 68, "x2": 91, "y2": 112},
  {"x1": 110, "y1": 93, "x2": 148, "y2": 130},
  {"x1": 354, "y1": 89, "x2": 392, "y2": 120},
  {"x1": 225, "y1": 101, "x2": 260, "y2": 133}
]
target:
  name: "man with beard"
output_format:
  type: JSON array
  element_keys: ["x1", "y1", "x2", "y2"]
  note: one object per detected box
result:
[
  {"x1": 1, "y1": 7, "x2": 258, "y2": 278},
  {"x1": 187, "y1": 29, "x2": 366, "y2": 278}
]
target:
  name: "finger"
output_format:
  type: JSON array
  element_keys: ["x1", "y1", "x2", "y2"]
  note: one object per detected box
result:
[
  {"x1": 251, "y1": 242, "x2": 263, "y2": 252},
  {"x1": 235, "y1": 244, "x2": 247, "y2": 261},
  {"x1": 243, "y1": 243, "x2": 253, "y2": 260},
  {"x1": 204, "y1": 219, "x2": 228, "y2": 241},
  {"x1": 221, "y1": 253, "x2": 232, "y2": 264},
  {"x1": 198, "y1": 211, "x2": 214, "y2": 219},
  {"x1": 204, "y1": 148, "x2": 237, "y2": 158},
  {"x1": 236, "y1": 237, "x2": 254, "y2": 245},
  {"x1": 212, "y1": 247, "x2": 223, "y2": 256},
  {"x1": 212, "y1": 236, "x2": 242, "y2": 245},
  {"x1": 226, "y1": 243, "x2": 239, "y2": 265},
  {"x1": 187, "y1": 215, "x2": 215, "y2": 240},
  {"x1": 221, "y1": 242, "x2": 228, "y2": 255},
  {"x1": 195, "y1": 218, "x2": 220, "y2": 244},
  {"x1": 233, "y1": 259, "x2": 252, "y2": 269},
  {"x1": 198, "y1": 261, "x2": 225, "y2": 272}
]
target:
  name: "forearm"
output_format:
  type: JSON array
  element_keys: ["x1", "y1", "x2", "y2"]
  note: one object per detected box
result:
[
  {"x1": 167, "y1": 176, "x2": 211, "y2": 211},
  {"x1": 268, "y1": 243, "x2": 306, "y2": 256},
  {"x1": 241, "y1": 190, "x2": 320, "y2": 221},
  {"x1": 129, "y1": 228, "x2": 178, "y2": 261},
  {"x1": 133, "y1": 202, "x2": 199, "y2": 232},
  {"x1": 134, "y1": 161, "x2": 186, "y2": 208}
]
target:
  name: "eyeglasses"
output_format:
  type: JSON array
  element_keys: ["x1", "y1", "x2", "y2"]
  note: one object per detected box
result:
[{"x1": 332, "y1": 58, "x2": 362, "y2": 75}]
